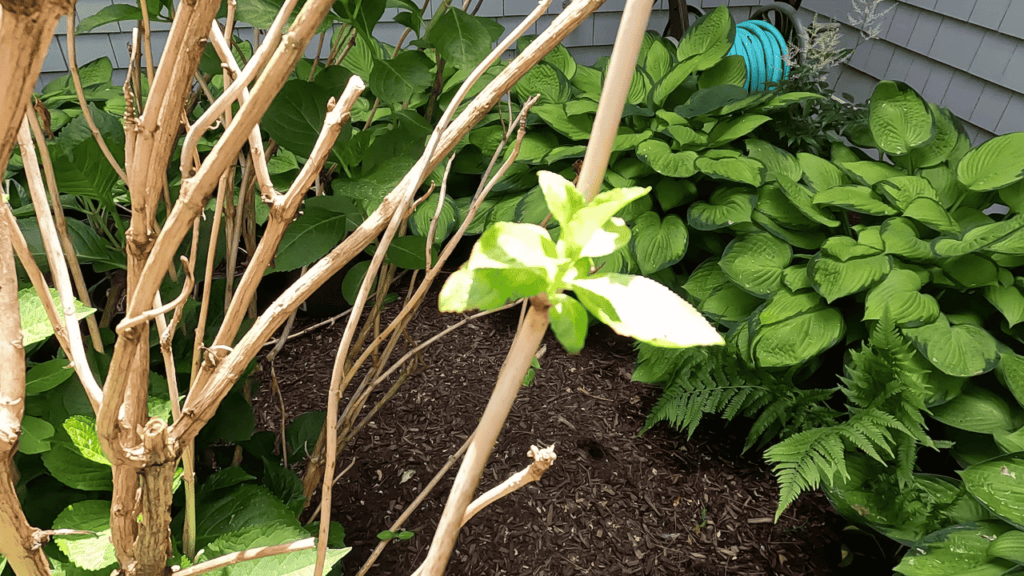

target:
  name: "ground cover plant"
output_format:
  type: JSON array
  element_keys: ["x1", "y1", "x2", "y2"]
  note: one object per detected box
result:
[{"x1": 0, "y1": 0, "x2": 729, "y2": 575}]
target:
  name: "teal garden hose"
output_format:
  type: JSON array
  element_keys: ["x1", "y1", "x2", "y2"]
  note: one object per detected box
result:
[{"x1": 726, "y1": 19, "x2": 790, "y2": 92}]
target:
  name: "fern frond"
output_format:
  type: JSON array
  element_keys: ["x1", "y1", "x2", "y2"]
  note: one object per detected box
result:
[
  {"x1": 633, "y1": 341, "x2": 689, "y2": 383},
  {"x1": 765, "y1": 428, "x2": 847, "y2": 519}
]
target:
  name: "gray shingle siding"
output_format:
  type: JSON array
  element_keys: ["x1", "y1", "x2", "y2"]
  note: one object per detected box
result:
[{"x1": 36, "y1": 0, "x2": 1023, "y2": 143}]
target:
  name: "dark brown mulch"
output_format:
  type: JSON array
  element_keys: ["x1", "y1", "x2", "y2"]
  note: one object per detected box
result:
[{"x1": 253, "y1": 277, "x2": 851, "y2": 575}]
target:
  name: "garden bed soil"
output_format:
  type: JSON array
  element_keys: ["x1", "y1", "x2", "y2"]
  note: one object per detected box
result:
[{"x1": 253, "y1": 276, "x2": 855, "y2": 575}]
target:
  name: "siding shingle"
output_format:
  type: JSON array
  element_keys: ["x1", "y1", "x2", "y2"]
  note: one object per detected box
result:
[
  {"x1": 970, "y1": 83, "x2": 1013, "y2": 131},
  {"x1": 907, "y1": 10, "x2": 942, "y2": 55},
  {"x1": 930, "y1": 17, "x2": 984, "y2": 69}
]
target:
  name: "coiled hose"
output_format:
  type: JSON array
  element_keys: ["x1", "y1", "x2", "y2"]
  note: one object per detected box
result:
[{"x1": 726, "y1": 20, "x2": 790, "y2": 92}]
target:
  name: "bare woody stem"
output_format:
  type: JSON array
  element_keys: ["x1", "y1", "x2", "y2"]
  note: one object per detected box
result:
[
  {"x1": 0, "y1": 0, "x2": 72, "y2": 178},
  {"x1": 414, "y1": 297, "x2": 552, "y2": 576},
  {"x1": 168, "y1": 0, "x2": 610, "y2": 448},
  {"x1": 0, "y1": 184, "x2": 50, "y2": 576},
  {"x1": 416, "y1": 2, "x2": 651, "y2": 572},
  {"x1": 172, "y1": 538, "x2": 316, "y2": 576}
]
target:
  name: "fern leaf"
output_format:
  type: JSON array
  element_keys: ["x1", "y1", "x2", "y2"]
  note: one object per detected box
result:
[{"x1": 765, "y1": 428, "x2": 846, "y2": 520}]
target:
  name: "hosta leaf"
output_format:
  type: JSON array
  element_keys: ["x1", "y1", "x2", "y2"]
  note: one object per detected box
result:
[
  {"x1": 697, "y1": 54, "x2": 747, "y2": 89},
  {"x1": 907, "y1": 104, "x2": 960, "y2": 169},
  {"x1": 863, "y1": 269, "x2": 940, "y2": 327},
  {"x1": 869, "y1": 80, "x2": 934, "y2": 156},
  {"x1": 674, "y1": 84, "x2": 749, "y2": 118},
  {"x1": 630, "y1": 212, "x2": 688, "y2": 275},
  {"x1": 961, "y1": 456, "x2": 1024, "y2": 528},
  {"x1": 995, "y1": 352, "x2": 1024, "y2": 408},
  {"x1": 408, "y1": 194, "x2": 457, "y2": 243},
  {"x1": 687, "y1": 187, "x2": 755, "y2": 231},
  {"x1": 782, "y1": 264, "x2": 813, "y2": 291},
  {"x1": 654, "y1": 178, "x2": 698, "y2": 211},
  {"x1": 695, "y1": 156, "x2": 766, "y2": 187},
  {"x1": 718, "y1": 232, "x2": 791, "y2": 297},
  {"x1": 903, "y1": 315, "x2": 1000, "y2": 377},
  {"x1": 644, "y1": 37, "x2": 673, "y2": 82},
  {"x1": 676, "y1": 6, "x2": 735, "y2": 71},
  {"x1": 941, "y1": 254, "x2": 1001, "y2": 289},
  {"x1": 513, "y1": 61, "x2": 572, "y2": 105},
  {"x1": 880, "y1": 218, "x2": 934, "y2": 261},
  {"x1": 699, "y1": 282, "x2": 764, "y2": 324},
  {"x1": 754, "y1": 183, "x2": 820, "y2": 230},
  {"x1": 895, "y1": 523, "x2": 1015, "y2": 576},
  {"x1": 682, "y1": 259, "x2": 729, "y2": 302},
  {"x1": 921, "y1": 165, "x2": 964, "y2": 209},
  {"x1": 932, "y1": 213, "x2": 1024, "y2": 257},
  {"x1": 808, "y1": 245, "x2": 891, "y2": 303},
  {"x1": 813, "y1": 185, "x2": 899, "y2": 216},
  {"x1": 706, "y1": 115, "x2": 771, "y2": 146},
  {"x1": 839, "y1": 160, "x2": 905, "y2": 186},
  {"x1": 876, "y1": 175, "x2": 941, "y2": 210},
  {"x1": 662, "y1": 125, "x2": 707, "y2": 148},
  {"x1": 650, "y1": 56, "x2": 701, "y2": 108},
  {"x1": 986, "y1": 283, "x2": 1024, "y2": 327},
  {"x1": 637, "y1": 140, "x2": 697, "y2": 177},
  {"x1": 751, "y1": 212, "x2": 828, "y2": 251},
  {"x1": 957, "y1": 132, "x2": 1024, "y2": 192},
  {"x1": 904, "y1": 197, "x2": 960, "y2": 234},
  {"x1": 745, "y1": 139, "x2": 801, "y2": 182},
  {"x1": 798, "y1": 152, "x2": 846, "y2": 191},
  {"x1": 775, "y1": 174, "x2": 840, "y2": 227},
  {"x1": 750, "y1": 290, "x2": 844, "y2": 368},
  {"x1": 571, "y1": 273, "x2": 724, "y2": 348}
]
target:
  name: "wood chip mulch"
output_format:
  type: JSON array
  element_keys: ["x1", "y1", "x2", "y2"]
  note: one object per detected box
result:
[{"x1": 253, "y1": 276, "x2": 853, "y2": 575}]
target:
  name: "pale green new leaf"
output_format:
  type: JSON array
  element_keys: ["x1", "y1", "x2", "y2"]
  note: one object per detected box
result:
[
  {"x1": 572, "y1": 273, "x2": 724, "y2": 348},
  {"x1": 63, "y1": 415, "x2": 111, "y2": 465}
]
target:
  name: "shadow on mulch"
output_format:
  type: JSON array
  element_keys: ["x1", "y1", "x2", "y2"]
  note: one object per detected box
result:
[{"x1": 253, "y1": 279, "x2": 859, "y2": 575}]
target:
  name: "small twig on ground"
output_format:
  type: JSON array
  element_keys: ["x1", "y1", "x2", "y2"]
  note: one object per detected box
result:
[{"x1": 461, "y1": 444, "x2": 557, "y2": 526}]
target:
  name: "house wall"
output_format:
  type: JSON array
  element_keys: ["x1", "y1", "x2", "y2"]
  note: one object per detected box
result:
[{"x1": 37, "y1": 0, "x2": 1024, "y2": 143}]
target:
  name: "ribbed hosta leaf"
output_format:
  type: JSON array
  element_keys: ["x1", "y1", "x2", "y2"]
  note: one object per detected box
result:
[
  {"x1": 513, "y1": 61, "x2": 572, "y2": 105},
  {"x1": 956, "y1": 132, "x2": 1024, "y2": 192},
  {"x1": 637, "y1": 139, "x2": 698, "y2": 177},
  {"x1": 880, "y1": 218, "x2": 934, "y2": 261},
  {"x1": 718, "y1": 232, "x2": 791, "y2": 297},
  {"x1": 907, "y1": 104, "x2": 960, "y2": 168},
  {"x1": 863, "y1": 269, "x2": 939, "y2": 327},
  {"x1": 903, "y1": 315, "x2": 1000, "y2": 377},
  {"x1": 775, "y1": 174, "x2": 840, "y2": 227},
  {"x1": 808, "y1": 239, "x2": 891, "y2": 303},
  {"x1": 932, "y1": 213, "x2": 1024, "y2": 257},
  {"x1": 813, "y1": 185, "x2": 898, "y2": 216},
  {"x1": 962, "y1": 455, "x2": 1024, "y2": 529},
  {"x1": 869, "y1": 80, "x2": 934, "y2": 155},
  {"x1": 746, "y1": 139, "x2": 801, "y2": 182},
  {"x1": 695, "y1": 156, "x2": 766, "y2": 187},
  {"x1": 687, "y1": 187, "x2": 755, "y2": 230},
  {"x1": 749, "y1": 290, "x2": 844, "y2": 368},
  {"x1": 676, "y1": 6, "x2": 735, "y2": 71},
  {"x1": 798, "y1": 153, "x2": 846, "y2": 191},
  {"x1": 630, "y1": 212, "x2": 689, "y2": 275}
]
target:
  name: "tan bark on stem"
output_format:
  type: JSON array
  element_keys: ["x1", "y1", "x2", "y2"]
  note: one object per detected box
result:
[
  {"x1": 0, "y1": 206, "x2": 74, "y2": 356},
  {"x1": 168, "y1": 0, "x2": 609, "y2": 447},
  {"x1": 25, "y1": 105, "x2": 106, "y2": 353},
  {"x1": 573, "y1": 0, "x2": 652, "y2": 202},
  {"x1": 65, "y1": 9, "x2": 130, "y2": 182},
  {"x1": 0, "y1": 0, "x2": 71, "y2": 178},
  {"x1": 415, "y1": 298, "x2": 551, "y2": 576},
  {"x1": 0, "y1": 194, "x2": 50, "y2": 576},
  {"x1": 461, "y1": 444, "x2": 556, "y2": 526},
  {"x1": 16, "y1": 118, "x2": 104, "y2": 414},
  {"x1": 102, "y1": 0, "x2": 346, "y2": 451}
]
